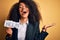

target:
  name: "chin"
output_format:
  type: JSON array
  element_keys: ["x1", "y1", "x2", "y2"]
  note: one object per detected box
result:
[{"x1": 22, "y1": 16, "x2": 28, "y2": 18}]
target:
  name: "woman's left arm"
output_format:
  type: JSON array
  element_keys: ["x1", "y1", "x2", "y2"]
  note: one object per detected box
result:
[
  {"x1": 40, "y1": 23, "x2": 55, "y2": 40},
  {"x1": 34, "y1": 22, "x2": 48, "y2": 40},
  {"x1": 34, "y1": 22, "x2": 55, "y2": 40}
]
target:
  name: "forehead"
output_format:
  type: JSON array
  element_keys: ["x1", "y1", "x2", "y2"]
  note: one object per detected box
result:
[
  {"x1": 19, "y1": 2, "x2": 26, "y2": 6},
  {"x1": 19, "y1": 2, "x2": 29, "y2": 7}
]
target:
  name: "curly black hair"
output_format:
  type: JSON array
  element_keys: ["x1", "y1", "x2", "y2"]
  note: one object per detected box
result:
[{"x1": 7, "y1": 0, "x2": 42, "y2": 24}]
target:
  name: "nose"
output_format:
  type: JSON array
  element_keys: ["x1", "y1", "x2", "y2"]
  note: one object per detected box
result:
[{"x1": 22, "y1": 7, "x2": 26, "y2": 12}]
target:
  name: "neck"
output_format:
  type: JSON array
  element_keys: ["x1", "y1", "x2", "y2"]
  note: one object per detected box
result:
[{"x1": 20, "y1": 17, "x2": 28, "y2": 24}]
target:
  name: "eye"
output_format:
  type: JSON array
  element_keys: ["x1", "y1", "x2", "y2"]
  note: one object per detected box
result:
[{"x1": 19, "y1": 6, "x2": 22, "y2": 8}]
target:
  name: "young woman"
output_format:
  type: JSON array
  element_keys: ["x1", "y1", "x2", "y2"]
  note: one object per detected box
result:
[{"x1": 4, "y1": 0, "x2": 55, "y2": 40}]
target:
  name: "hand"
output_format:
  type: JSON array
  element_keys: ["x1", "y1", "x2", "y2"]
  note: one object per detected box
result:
[
  {"x1": 42, "y1": 23, "x2": 56, "y2": 32},
  {"x1": 6, "y1": 27, "x2": 12, "y2": 37}
]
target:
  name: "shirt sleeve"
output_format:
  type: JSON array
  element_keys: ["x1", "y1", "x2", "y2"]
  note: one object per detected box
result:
[
  {"x1": 34, "y1": 22, "x2": 48, "y2": 40},
  {"x1": 40, "y1": 31, "x2": 48, "y2": 40}
]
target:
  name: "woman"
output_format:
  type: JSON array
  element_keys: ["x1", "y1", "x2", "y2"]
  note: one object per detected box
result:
[{"x1": 4, "y1": 0, "x2": 54, "y2": 40}]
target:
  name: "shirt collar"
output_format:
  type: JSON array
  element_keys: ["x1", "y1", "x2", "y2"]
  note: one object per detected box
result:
[{"x1": 19, "y1": 19, "x2": 29, "y2": 25}]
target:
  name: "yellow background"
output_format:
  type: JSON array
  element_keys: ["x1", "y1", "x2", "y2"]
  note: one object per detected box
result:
[{"x1": 0, "y1": 0, "x2": 60, "y2": 40}]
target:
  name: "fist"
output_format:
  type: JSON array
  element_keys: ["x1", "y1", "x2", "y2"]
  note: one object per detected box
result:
[{"x1": 6, "y1": 28, "x2": 12, "y2": 37}]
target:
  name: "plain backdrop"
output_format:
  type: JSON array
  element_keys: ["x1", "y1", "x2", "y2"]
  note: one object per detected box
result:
[{"x1": 0, "y1": 0, "x2": 60, "y2": 40}]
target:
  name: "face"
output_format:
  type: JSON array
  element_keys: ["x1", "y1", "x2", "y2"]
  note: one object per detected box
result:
[{"x1": 19, "y1": 2, "x2": 29, "y2": 18}]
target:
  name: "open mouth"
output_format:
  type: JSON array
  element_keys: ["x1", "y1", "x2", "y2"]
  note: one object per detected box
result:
[{"x1": 23, "y1": 11, "x2": 27, "y2": 14}]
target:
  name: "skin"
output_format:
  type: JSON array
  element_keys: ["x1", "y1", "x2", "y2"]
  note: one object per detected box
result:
[
  {"x1": 6, "y1": 2, "x2": 55, "y2": 37},
  {"x1": 19, "y1": 2, "x2": 29, "y2": 24}
]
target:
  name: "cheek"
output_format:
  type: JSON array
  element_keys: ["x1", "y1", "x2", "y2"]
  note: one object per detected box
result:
[
  {"x1": 19, "y1": 8, "x2": 22, "y2": 15},
  {"x1": 27, "y1": 10, "x2": 29, "y2": 16},
  {"x1": 27, "y1": 12, "x2": 29, "y2": 17},
  {"x1": 27, "y1": 9, "x2": 29, "y2": 14}
]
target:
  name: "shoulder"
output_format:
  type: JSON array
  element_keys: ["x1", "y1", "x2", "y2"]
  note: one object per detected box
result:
[
  {"x1": 31, "y1": 22, "x2": 39, "y2": 28},
  {"x1": 34, "y1": 22, "x2": 39, "y2": 26}
]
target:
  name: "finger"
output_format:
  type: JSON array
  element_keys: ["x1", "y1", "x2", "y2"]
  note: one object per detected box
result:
[{"x1": 46, "y1": 23, "x2": 56, "y2": 28}]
